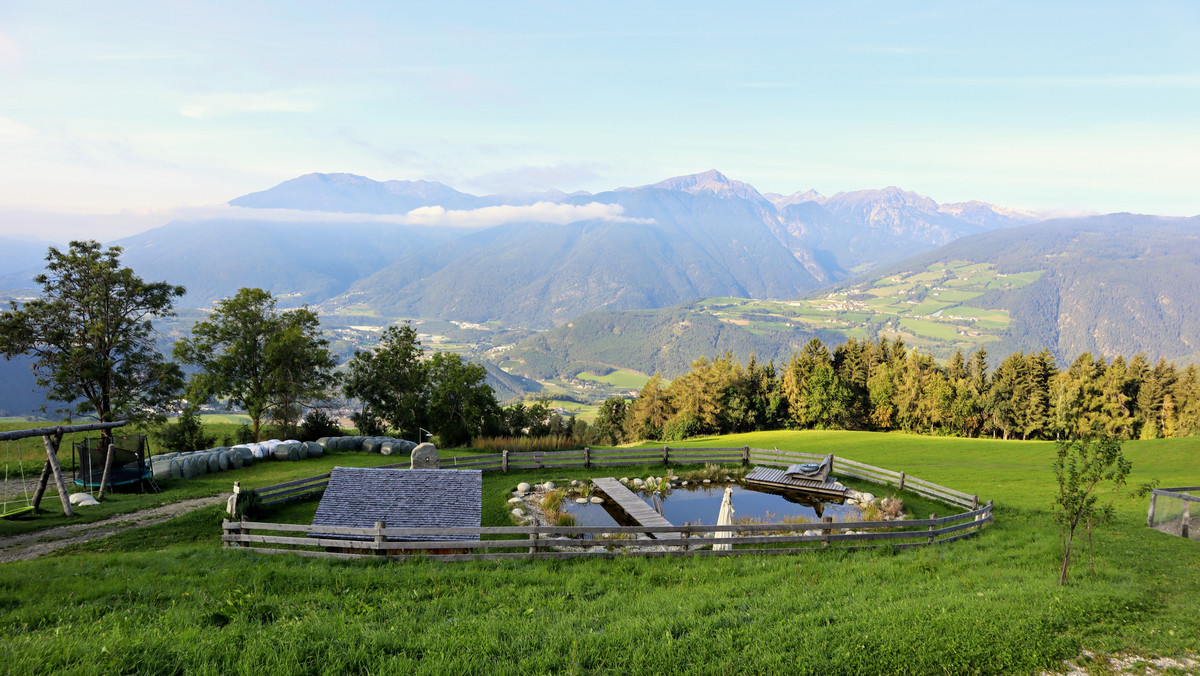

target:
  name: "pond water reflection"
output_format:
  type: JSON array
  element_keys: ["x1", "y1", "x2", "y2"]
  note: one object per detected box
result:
[{"x1": 560, "y1": 482, "x2": 864, "y2": 529}]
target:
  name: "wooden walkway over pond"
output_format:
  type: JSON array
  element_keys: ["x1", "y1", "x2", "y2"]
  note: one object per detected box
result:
[{"x1": 592, "y1": 477, "x2": 675, "y2": 539}]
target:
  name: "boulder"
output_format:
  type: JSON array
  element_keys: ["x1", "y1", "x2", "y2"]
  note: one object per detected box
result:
[
  {"x1": 410, "y1": 442, "x2": 438, "y2": 469},
  {"x1": 543, "y1": 481, "x2": 555, "y2": 491},
  {"x1": 516, "y1": 482, "x2": 531, "y2": 493},
  {"x1": 575, "y1": 498, "x2": 588, "y2": 504},
  {"x1": 511, "y1": 508, "x2": 526, "y2": 518},
  {"x1": 589, "y1": 496, "x2": 604, "y2": 504},
  {"x1": 507, "y1": 497, "x2": 523, "y2": 505}
]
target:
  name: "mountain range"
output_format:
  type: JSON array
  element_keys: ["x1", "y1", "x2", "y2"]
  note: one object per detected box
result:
[{"x1": 97, "y1": 170, "x2": 1036, "y2": 325}]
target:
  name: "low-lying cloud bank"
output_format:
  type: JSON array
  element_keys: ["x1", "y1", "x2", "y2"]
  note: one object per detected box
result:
[{"x1": 198, "y1": 201, "x2": 653, "y2": 228}]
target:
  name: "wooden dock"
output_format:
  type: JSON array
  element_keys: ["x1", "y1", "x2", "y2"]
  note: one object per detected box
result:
[{"x1": 592, "y1": 477, "x2": 675, "y2": 539}]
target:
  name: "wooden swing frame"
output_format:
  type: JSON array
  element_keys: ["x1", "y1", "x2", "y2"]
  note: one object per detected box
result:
[{"x1": 0, "y1": 420, "x2": 128, "y2": 517}]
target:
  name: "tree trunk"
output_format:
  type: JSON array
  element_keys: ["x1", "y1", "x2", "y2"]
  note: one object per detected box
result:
[{"x1": 1059, "y1": 527, "x2": 1075, "y2": 586}]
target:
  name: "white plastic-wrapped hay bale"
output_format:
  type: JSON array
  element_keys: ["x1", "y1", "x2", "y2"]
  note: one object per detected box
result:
[
  {"x1": 181, "y1": 456, "x2": 200, "y2": 479},
  {"x1": 151, "y1": 458, "x2": 173, "y2": 480},
  {"x1": 397, "y1": 439, "x2": 417, "y2": 454},
  {"x1": 205, "y1": 452, "x2": 220, "y2": 473},
  {"x1": 378, "y1": 439, "x2": 399, "y2": 456},
  {"x1": 348, "y1": 436, "x2": 367, "y2": 451},
  {"x1": 230, "y1": 445, "x2": 253, "y2": 464},
  {"x1": 227, "y1": 450, "x2": 244, "y2": 469},
  {"x1": 216, "y1": 450, "x2": 230, "y2": 471},
  {"x1": 316, "y1": 437, "x2": 331, "y2": 450},
  {"x1": 362, "y1": 437, "x2": 382, "y2": 453},
  {"x1": 271, "y1": 443, "x2": 293, "y2": 460},
  {"x1": 169, "y1": 457, "x2": 184, "y2": 479},
  {"x1": 305, "y1": 441, "x2": 323, "y2": 458},
  {"x1": 296, "y1": 442, "x2": 309, "y2": 460}
]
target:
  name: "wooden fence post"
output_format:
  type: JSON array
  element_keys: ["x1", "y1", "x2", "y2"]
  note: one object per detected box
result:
[
  {"x1": 584, "y1": 446, "x2": 590, "y2": 469},
  {"x1": 375, "y1": 520, "x2": 386, "y2": 557},
  {"x1": 1182, "y1": 499, "x2": 1190, "y2": 539},
  {"x1": 1147, "y1": 492, "x2": 1157, "y2": 527},
  {"x1": 821, "y1": 516, "x2": 832, "y2": 549},
  {"x1": 663, "y1": 445, "x2": 669, "y2": 465},
  {"x1": 529, "y1": 529, "x2": 539, "y2": 555},
  {"x1": 927, "y1": 514, "x2": 937, "y2": 545},
  {"x1": 742, "y1": 446, "x2": 750, "y2": 467},
  {"x1": 972, "y1": 495, "x2": 979, "y2": 510},
  {"x1": 501, "y1": 449, "x2": 508, "y2": 473},
  {"x1": 237, "y1": 516, "x2": 248, "y2": 548},
  {"x1": 898, "y1": 471, "x2": 906, "y2": 491}
]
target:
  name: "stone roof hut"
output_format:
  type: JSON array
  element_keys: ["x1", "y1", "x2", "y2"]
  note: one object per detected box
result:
[{"x1": 312, "y1": 466, "x2": 482, "y2": 541}]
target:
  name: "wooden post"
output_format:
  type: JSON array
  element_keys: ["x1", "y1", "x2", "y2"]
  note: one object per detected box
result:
[
  {"x1": 529, "y1": 529, "x2": 539, "y2": 555},
  {"x1": 1182, "y1": 499, "x2": 1191, "y2": 539},
  {"x1": 375, "y1": 520, "x2": 386, "y2": 556},
  {"x1": 972, "y1": 494, "x2": 979, "y2": 510},
  {"x1": 228, "y1": 481, "x2": 241, "y2": 517},
  {"x1": 898, "y1": 471, "x2": 906, "y2": 491},
  {"x1": 501, "y1": 449, "x2": 508, "y2": 473},
  {"x1": 97, "y1": 443, "x2": 117, "y2": 500},
  {"x1": 821, "y1": 516, "x2": 832, "y2": 549},
  {"x1": 927, "y1": 513, "x2": 937, "y2": 545},
  {"x1": 222, "y1": 519, "x2": 230, "y2": 547},
  {"x1": 31, "y1": 459, "x2": 52, "y2": 511},
  {"x1": 584, "y1": 446, "x2": 590, "y2": 469},
  {"x1": 742, "y1": 446, "x2": 750, "y2": 467},
  {"x1": 1147, "y1": 492, "x2": 1158, "y2": 527},
  {"x1": 238, "y1": 516, "x2": 248, "y2": 548},
  {"x1": 42, "y1": 431, "x2": 74, "y2": 516},
  {"x1": 663, "y1": 445, "x2": 669, "y2": 466}
]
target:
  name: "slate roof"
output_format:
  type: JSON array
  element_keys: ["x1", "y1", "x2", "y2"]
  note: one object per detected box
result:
[{"x1": 311, "y1": 467, "x2": 482, "y2": 541}]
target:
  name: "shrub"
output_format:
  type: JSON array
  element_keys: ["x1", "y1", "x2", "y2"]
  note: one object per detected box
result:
[
  {"x1": 155, "y1": 407, "x2": 217, "y2": 452},
  {"x1": 299, "y1": 409, "x2": 342, "y2": 441}
]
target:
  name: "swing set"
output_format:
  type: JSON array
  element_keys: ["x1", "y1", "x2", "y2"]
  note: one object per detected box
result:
[{"x1": 0, "y1": 420, "x2": 128, "y2": 518}]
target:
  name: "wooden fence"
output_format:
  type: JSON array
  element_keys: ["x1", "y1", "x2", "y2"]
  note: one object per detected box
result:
[
  {"x1": 227, "y1": 446, "x2": 992, "y2": 561},
  {"x1": 1147, "y1": 486, "x2": 1199, "y2": 539}
]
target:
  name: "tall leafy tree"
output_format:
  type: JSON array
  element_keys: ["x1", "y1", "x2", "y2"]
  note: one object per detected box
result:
[
  {"x1": 342, "y1": 322, "x2": 425, "y2": 436},
  {"x1": 424, "y1": 351, "x2": 500, "y2": 447},
  {"x1": 174, "y1": 288, "x2": 338, "y2": 441},
  {"x1": 0, "y1": 241, "x2": 185, "y2": 449}
]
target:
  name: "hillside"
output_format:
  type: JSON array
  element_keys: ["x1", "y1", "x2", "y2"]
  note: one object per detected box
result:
[{"x1": 500, "y1": 214, "x2": 1200, "y2": 379}]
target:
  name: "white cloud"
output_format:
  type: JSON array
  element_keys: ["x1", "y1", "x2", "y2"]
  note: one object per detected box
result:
[
  {"x1": 0, "y1": 117, "x2": 36, "y2": 142},
  {"x1": 173, "y1": 201, "x2": 653, "y2": 228},
  {"x1": 0, "y1": 29, "x2": 22, "y2": 70},
  {"x1": 179, "y1": 91, "x2": 316, "y2": 119}
]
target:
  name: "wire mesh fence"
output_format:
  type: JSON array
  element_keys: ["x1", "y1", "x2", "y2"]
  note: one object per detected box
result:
[{"x1": 1147, "y1": 487, "x2": 1199, "y2": 541}]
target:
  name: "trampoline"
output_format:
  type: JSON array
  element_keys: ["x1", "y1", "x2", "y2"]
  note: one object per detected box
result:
[{"x1": 72, "y1": 434, "x2": 155, "y2": 491}]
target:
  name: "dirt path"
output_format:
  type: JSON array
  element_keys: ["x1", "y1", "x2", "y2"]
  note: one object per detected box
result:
[{"x1": 0, "y1": 495, "x2": 227, "y2": 563}]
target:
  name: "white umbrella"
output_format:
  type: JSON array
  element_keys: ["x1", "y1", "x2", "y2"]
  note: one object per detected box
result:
[{"x1": 714, "y1": 485, "x2": 735, "y2": 551}]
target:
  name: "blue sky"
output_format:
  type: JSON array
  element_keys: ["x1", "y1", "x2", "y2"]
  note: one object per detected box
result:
[{"x1": 1, "y1": 1, "x2": 1198, "y2": 238}]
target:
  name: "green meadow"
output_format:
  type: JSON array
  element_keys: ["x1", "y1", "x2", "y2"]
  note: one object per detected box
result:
[{"x1": 1, "y1": 430, "x2": 1197, "y2": 674}]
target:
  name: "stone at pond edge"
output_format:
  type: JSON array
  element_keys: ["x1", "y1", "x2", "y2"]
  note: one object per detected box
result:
[
  {"x1": 544, "y1": 481, "x2": 555, "y2": 490},
  {"x1": 511, "y1": 508, "x2": 526, "y2": 518},
  {"x1": 507, "y1": 497, "x2": 523, "y2": 505},
  {"x1": 575, "y1": 498, "x2": 588, "y2": 504},
  {"x1": 589, "y1": 496, "x2": 604, "y2": 504},
  {"x1": 517, "y1": 482, "x2": 531, "y2": 493}
]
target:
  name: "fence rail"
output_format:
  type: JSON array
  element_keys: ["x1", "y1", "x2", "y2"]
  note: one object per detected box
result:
[
  {"x1": 231, "y1": 445, "x2": 991, "y2": 561},
  {"x1": 223, "y1": 500, "x2": 992, "y2": 562},
  {"x1": 1148, "y1": 486, "x2": 1198, "y2": 540}
]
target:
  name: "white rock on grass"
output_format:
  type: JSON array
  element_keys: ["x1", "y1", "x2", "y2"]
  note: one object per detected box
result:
[
  {"x1": 632, "y1": 478, "x2": 645, "y2": 487},
  {"x1": 507, "y1": 497, "x2": 523, "y2": 505},
  {"x1": 544, "y1": 481, "x2": 556, "y2": 491},
  {"x1": 861, "y1": 493, "x2": 876, "y2": 504},
  {"x1": 516, "y1": 482, "x2": 531, "y2": 493},
  {"x1": 619, "y1": 477, "x2": 629, "y2": 484},
  {"x1": 702, "y1": 479, "x2": 711, "y2": 484},
  {"x1": 511, "y1": 508, "x2": 526, "y2": 518},
  {"x1": 570, "y1": 480, "x2": 581, "y2": 487}
]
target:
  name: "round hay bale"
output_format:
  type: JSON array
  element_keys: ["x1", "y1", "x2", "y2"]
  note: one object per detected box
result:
[
  {"x1": 206, "y1": 453, "x2": 220, "y2": 473},
  {"x1": 169, "y1": 457, "x2": 184, "y2": 479},
  {"x1": 227, "y1": 451, "x2": 244, "y2": 470},
  {"x1": 163, "y1": 452, "x2": 181, "y2": 459},
  {"x1": 397, "y1": 440, "x2": 417, "y2": 454},
  {"x1": 181, "y1": 456, "x2": 199, "y2": 479},
  {"x1": 362, "y1": 438, "x2": 382, "y2": 453},
  {"x1": 305, "y1": 441, "x2": 323, "y2": 458},
  {"x1": 316, "y1": 437, "x2": 330, "y2": 450},
  {"x1": 151, "y1": 458, "x2": 173, "y2": 480},
  {"x1": 194, "y1": 454, "x2": 209, "y2": 475},
  {"x1": 272, "y1": 443, "x2": 293, "y2": 461},
  {"x1": 327, "y1": 437, "x2": 344, "y2": 451},
  {"x1": 349, "y1": 436, "x2": 366, "y2": 451},
  {"x1": 217, "y1": 450, "x2": 230, "y2": 471},
  {"x1": 379, "y1": 440, "x2": 396, "y2": 456},
  {"x1": 296, "y1": 442, "x2": 309, "y2": 460}
]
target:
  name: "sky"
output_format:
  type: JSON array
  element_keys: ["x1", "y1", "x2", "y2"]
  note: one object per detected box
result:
[{"x1": 1, "y1": 1, "x2": 1198, "y2": 240}]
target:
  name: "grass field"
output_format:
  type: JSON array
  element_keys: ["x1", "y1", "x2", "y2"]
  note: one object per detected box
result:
[
  {"x1": 577, "y1": 368, "x2": 651, "y2": 390},
  {"x1": 1, "y1": 430, "x2": 1198, "y2": 674}
]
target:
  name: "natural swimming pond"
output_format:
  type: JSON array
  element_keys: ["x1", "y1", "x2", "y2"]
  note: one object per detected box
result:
[{"x1": 561, "y1": 482, "x2": 867, "y2": 528}]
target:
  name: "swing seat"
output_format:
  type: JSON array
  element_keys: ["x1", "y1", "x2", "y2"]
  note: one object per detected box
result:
[{"x1": 1, "y1": 505, "x2": 35, "y2": 520}]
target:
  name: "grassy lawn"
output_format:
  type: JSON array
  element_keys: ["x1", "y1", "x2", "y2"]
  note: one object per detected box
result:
[
  {"x1": 577, "y1": 369, "x2": 651, "y2": 390},
  {"x1": 1, "y1": 431, "x2": 1198, "y2": 674}
]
